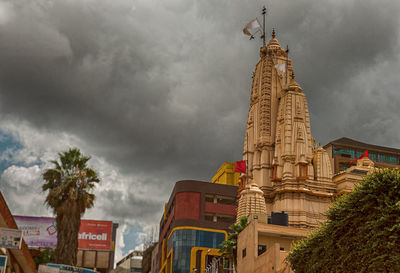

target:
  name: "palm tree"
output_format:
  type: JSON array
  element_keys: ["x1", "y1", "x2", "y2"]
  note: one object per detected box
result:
[
  {"x1": 219, "y1": 217, "x2": 248, "y2": 273},
  {"x1": 42, "y1": 148, "x2": 100, "y2": 265}
]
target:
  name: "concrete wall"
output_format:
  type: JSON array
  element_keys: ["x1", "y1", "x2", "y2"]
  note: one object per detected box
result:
[{"x1": 237, "y1": 220, "x2": 309, "y2": 273}]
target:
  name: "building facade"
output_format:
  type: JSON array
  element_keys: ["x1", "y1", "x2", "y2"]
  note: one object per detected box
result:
[
  {"x1": 324, "y1": 137, "x2": 400, "y2": 174},
  {"x1": 113, "y1": 251, "x2": 143, "y2": 273},
  {"x1": 211, "y1": 162, "x2": 240, "y2": 186},
  {"x1": 150, "y1": 244, "x2": 159, "y2": 273},
  {"x1": 142, "y1": 243, "x2": 157, "y2": 273},
  {"x1": 157, "y1": 180, "x2": 237, "y2": 273},
  {"x1": 0, "y1": 192, "x2": 35, "y2": 273},
  {"x1": 237, "y1": 221, "x2": 309, "y2": 273}
]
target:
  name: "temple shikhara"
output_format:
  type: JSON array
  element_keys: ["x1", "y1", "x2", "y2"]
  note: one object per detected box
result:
[
  {"x1": 237, "y1": 30, "x2": 335, "y2": 229},
  {"x1": 235, "y1": 30, "x2": 376, "y2": 273}
]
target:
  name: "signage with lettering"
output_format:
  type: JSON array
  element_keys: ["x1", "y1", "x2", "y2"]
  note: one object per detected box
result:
[
  {"x1": 13, "y1": 216, "x2": 112, "y2": 250},
  {"x1": 0, "y1": 255, "x2": 7, "y2": 273},
  {"x1": 78, "y1": 220, "x2": 112, "y2": 250},
  {"x1": 0, "y1": 228, "x2": 22, "y2": 249},
  {"x1": 38, "y1": 264, "x2": 60, "y2": 273},
  {"x1": 46, "y1": 264, "x2": 98, "y2": 273}
]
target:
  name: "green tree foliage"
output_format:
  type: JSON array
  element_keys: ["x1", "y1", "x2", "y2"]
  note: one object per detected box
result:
[
  {"x1": 42, "y1": 148, "x2": 100, "y2": 266},
  {"x1": 33, "y1": 248, "x2": 55, "y2": 268},
  {"x1": 219, "y1": 217, "x2": 248, "y2": 272},
  {"x1": 287, "y1": 168, "x2": 400, "y2": 272}
]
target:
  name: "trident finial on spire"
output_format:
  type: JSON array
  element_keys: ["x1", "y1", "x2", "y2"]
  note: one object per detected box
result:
[{"x1": 272, "y1": 28, "x2": 276, "y2": 38}]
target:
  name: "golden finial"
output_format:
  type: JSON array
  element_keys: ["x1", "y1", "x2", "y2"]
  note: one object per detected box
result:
[{"x1": 272, "y1": 28, "x2": 276, "y2": 38}]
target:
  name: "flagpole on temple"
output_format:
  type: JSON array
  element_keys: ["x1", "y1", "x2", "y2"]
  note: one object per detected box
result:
[
  {"x1": 246, "y1": 132, "x2": 249, "y2": 186},
  {"x1": 286, "y1": 45, "x2": 289, "y2": 86},
  {"x1": 262, "y1": 6, "x2": 266, "y2": 46}
]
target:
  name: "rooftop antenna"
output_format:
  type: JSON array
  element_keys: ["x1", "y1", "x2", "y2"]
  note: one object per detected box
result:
[{"x1": 261, "y1": 6, "x2": 267, "y2": 46}]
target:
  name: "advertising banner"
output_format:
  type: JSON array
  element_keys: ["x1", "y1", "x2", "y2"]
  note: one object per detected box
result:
[
  {"x1": 13, "y1": 216, "x2": 57, "y2": 248},
  {"x1": 78, "y1": 220, "x2": 112, "y2": 250},
  {"x1": 0, "y1": 228, "x2": 22, "y2": 249},
  {"x1": 13, "y1": 216, "x2": 112, "y2": 250},
  {"x1": 46, "y1": 264, "x2": 98, "y2": 273},
  {"x1": 38, "y1": 264, "x2": 60, "y2": 273},
  {"x1": 0, "y1": 255, "x2": 7, "y2": 273}
]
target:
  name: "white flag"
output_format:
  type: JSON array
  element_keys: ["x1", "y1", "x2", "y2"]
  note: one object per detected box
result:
[
  {"x1": 243, "y1": 19, "x2": 261, "y2": 36},
  {"x1": 274, "y1": 64, "x2": 286, "y2": 73}
]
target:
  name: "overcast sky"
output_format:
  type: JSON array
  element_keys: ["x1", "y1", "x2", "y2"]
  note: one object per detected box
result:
[{"x1": 0, "y1": 0, "x2": 400, "y2": 262}]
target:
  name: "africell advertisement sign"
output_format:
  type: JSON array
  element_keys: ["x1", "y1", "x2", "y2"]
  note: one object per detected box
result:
[
  {"x1": 13, "y1": 216, "x2": 112, "y2": 250},
  {"x1": 77, "y1": 220, "x2": 112, "y2": 250}
]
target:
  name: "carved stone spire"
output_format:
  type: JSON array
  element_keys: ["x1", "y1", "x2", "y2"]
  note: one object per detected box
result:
[
  {"x1": 243, "y1": 30, "x2": 293, "y2": 192},
  {"x1": 242, "y1": 30, "x2": 335, "y2": 228},
  {"x1": 236, "y1": 178, "x2": 268, "y2": 223}
]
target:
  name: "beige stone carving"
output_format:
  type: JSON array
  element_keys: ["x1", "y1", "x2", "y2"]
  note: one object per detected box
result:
[{"x1": 239, "y1": 32, "x2": 336, "y2": 228}]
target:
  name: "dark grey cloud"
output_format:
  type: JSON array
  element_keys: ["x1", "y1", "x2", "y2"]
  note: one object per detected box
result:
[{"x1": 1, "y1": 0, "x2": 400, "y2": 252}]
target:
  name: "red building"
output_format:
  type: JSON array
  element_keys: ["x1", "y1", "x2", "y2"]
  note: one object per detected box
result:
[{"x1": 157, "y1": 180, "x2": 237, "y2": 273}]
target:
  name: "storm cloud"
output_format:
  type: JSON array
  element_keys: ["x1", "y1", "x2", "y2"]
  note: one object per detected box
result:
[{"x1": 0, "y1": 0, "x2": 400, "y2": 258}]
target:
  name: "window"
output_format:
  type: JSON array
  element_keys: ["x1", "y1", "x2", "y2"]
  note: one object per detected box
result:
[
  {"x1": 205, "y1": 194, "x2": 236, "y2": 205},
  {"x1": 258, "y1": 245, "x2": 266, "y2": 256},
  {"x1": 216, "y1": 196, "x2": 236, "y2": 205},
  {"x1": 271, "y1": 164, "x2": 281, "y2": 182},
  {"x1": 242, "y1": 248, "x2": 246, "y2": 258},
  {"x1": 205, "y1": 214, "x2": 235, "y2": 224},
  {"x1": 217, "y1": 215, "x2": 235, "y2": 223},
  {"x1": 280, "y1": 247, "x2": 285, "y2": 251},
  {"x1": 378, "y1": 154, "x2": 398, "y2": 165},
  {"x1": 205, "y1": 195, "x2": 215, "y2": 203},
  {"x1": 168, "y1": 229, "x2": 226, "y2": 273},
  {"x1": 298, "y1": 163, "x2": 307, "y2": 178},
  {"x1": 333, "y1": 147, "x2": 356, "y2": 158}
]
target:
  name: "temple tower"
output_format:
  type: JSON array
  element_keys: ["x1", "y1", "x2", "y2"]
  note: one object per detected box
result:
[
  {"x1": 243, "y1": 30, "x2": 291, "y2": 193},
  {"x1": 236, "y1": 178, "x2": 268, "y2": 223},
  {"x1": 240, "y1": 31, "x2": 335, "y2": 228}
]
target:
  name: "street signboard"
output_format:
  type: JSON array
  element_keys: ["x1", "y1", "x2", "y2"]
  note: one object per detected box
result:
[
  {"x1": 46, "y1": 263, "x2": 98, "y2": 273},
  {"x1": 0, "y1": 255, "x2": 7, "y2": 273},
  {"x1": 0, "y1": 228, "x2": 22, "y2": 249},
  {"x1": 38, "y1": 264, "x2": 60, "y2": 273},
  {"x1": 13, "y1": 216, "x2": 112, "y2": 250}
]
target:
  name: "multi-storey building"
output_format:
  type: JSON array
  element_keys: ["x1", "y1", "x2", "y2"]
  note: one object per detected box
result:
[
  {"x1": 211, "y1": 162, "x2": 240, "y2": 186},
  {"x1": 114, "y1": 250, "x2": 143, "y2": 273},
  {"x1": 157, "y1": 180, "x2": 237, "y2": 273},
  {"x1": 324, "y1": 137, "x2": 400, "y2": 174}
]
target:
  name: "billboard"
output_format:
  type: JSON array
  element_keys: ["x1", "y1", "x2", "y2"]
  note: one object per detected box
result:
[
  {"x1": 78, "y1": 220, "x2": 112, "y2": 250},
  {"x1": 13, "y1": 216, "x2": 112, "y2": 250},
  {"x1": 13, "y1": 216, "x2": 57, "y2": 248},
  {"x1": 0, "y1": 228, "x2": 22, "y2": 249}
]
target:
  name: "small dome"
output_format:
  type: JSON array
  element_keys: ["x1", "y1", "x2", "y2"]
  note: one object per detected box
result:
[{"x1": 267, "y1": 28, "x2": 284, "y2": 50}]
